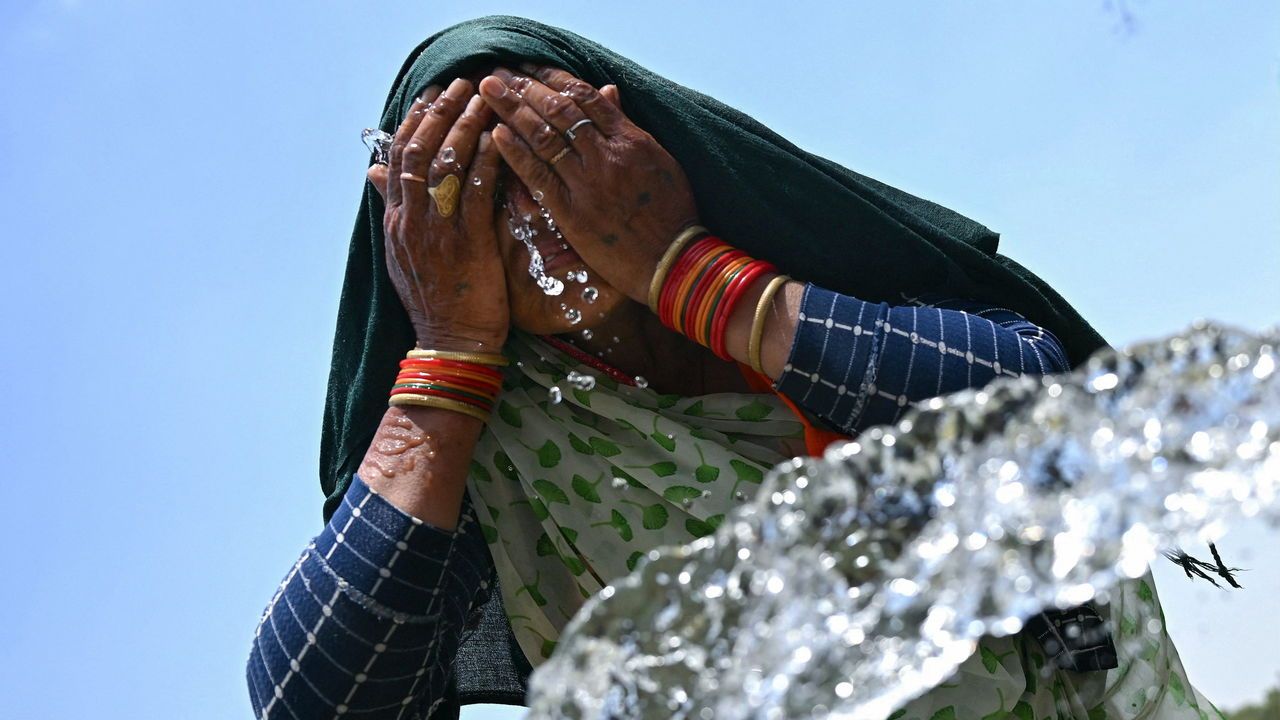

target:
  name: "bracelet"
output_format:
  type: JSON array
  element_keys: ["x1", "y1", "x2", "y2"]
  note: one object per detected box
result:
[
  {"x1": 648, "y1": 225, "x2": 709, "y2": 314},
  {"x1": 389, "y1": 349, "x2": 504, "y2": 421},
  {"x1": 387, "y1": 394, "x2": 492, "y2": 422},
  {"x1": 664, "y1": 238, "x2": 723, "y2": 334},
  {"x1": 748, "y1": 274, "x2": 791, "y2": 374},
  {"x1": 406, "y1": 348, "x2": 509, "y2": 366},
  {"x1": 655, "y1": 234, "x2": 777, "y2": 358},
  {"x1": 711, "y1": 262, "x2": 774, "y2": 360}
]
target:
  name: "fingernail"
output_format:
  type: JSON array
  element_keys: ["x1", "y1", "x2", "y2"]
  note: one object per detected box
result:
[
  {"x1": 481, "y1": 77, "x2": 507, "y2": 99},
  {"x1": 479, "y1": 130, "x2": 492, "y2": 150},
  {"x1": 446, "y1": 77, "x2": 468, "y2": 96},
  {"x1": 518, "y1": 61, "x2": 538, "y2": 74},
  {"x1": 465, "y1": 95, "x2": 483, "y2": 113}
]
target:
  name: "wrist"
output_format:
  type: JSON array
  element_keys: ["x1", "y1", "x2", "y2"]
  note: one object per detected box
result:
[{"x1": 413, "y1": 333, "x2": 507, "y2": 355}]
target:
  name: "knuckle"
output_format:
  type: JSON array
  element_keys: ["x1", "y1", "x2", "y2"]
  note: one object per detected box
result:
[
  {"x1": 508, "y1": 75, "x2": 532, "y2": 94},
  {"x1": 401, "y1": 144, "x2": 429, "y2": 166},
  {"x1": 429, "y1": 157, "x2": 457, "y2": 178},
  {"x1": 563, "y1": 80, "x2": 598, "y2": 102},
  {"x1": 531, "y1": 124, "x2": 562, "y2": 152},
  {"x1": 428, "y1": 94, "x2": 459, "y2": 116},
  {"x1": 542, "y1": 94, "x2": 577, "y2": 121}
]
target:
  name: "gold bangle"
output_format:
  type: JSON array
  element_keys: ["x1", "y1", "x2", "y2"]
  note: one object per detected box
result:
[
  {"x1": 388, "y1": 394, "x2": 492, "y2": 422},
  {"x1": 647, "y1": 224, "x2": 709, "y2": 315},
  {"x1": 406, "y1": 348, "x2": 509, "y2": 366},
  {"x1": 749, "y1": 274, "x2": 791, "y2": 375}
]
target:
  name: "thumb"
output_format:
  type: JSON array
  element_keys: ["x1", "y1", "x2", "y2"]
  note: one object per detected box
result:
[
  {"x1": 366, "y1": 163, "x2": 389, "y2": 200},
  {"x1": 600, "y1": 84, "x2": 621, "y2": 109}
]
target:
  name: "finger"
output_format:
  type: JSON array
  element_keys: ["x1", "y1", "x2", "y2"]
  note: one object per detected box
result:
[
  {"x1": 600, "y1": 84, "x2": 620, "y2": 109},
  {"x1": 490, "y1": 66, "x2": 605, "y2": 151},
  {"x1": 491, "y1": 122, "x2": 569, "y2": 209},
  {"x1": 387, "y1": 85, "x2": 442, "y2": 207},
  {"x1": 400, "y1": 78, "x2": 473, "y2": 208},
  {"x1": 479, "y1": 76, "x2": 580, "y2": 173},
  {"x1": 431, "y1": 94, "x2": 494, "y2": 190},
  {"x1": 462, "y1": 130, "x2": 502, "y2": 236},
  {"x1": 366, "y1": 164, "x2": 389, "y2": 200},
  {"x1": 518, "y1": 64, "x2": 627, "y2": 135}
]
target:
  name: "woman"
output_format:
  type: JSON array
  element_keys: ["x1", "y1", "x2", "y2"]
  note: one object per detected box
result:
[{"x1": 248, "y1": 16, "x2": 1216, "y2": 720}]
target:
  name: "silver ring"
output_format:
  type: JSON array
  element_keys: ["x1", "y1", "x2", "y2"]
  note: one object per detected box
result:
[{"x1": 564, "y1": 118, "x2": 594, "y2": 142}]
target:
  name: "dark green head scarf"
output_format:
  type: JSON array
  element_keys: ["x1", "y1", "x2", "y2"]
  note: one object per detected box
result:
[{"x1": 321, "y1": 15, "x2": 1107, "y2": 520}]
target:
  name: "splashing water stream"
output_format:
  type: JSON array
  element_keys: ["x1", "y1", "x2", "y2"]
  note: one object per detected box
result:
[
  {"x1": 508, "y1": 210, "x2": 564, "y2": 297},
  {"x1": 527, "y1": 322, "x2": 1280, "y2": 719}
]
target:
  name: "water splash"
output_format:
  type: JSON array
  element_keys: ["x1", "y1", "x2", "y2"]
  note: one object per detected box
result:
[
  {"x1": 527, "y1": 321, "x2": 1280, "y2": 719},
  {"x1": 508, "y1": 210, "x2": 564, "y2": 297},
  {"x1": 360, "y1": 129, "x2": 393, "y2": 164},
  {"x1": 566, "y1": 370, "x2": 597, "y2": 392}
]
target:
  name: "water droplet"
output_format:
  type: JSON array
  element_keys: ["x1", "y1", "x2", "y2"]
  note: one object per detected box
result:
[
  {"x1": 581, "y1": 329, "x2": 594, "y2": 340},
  {"x1": 509, "y1": 209, "x2": 564, "y2": 296},
  {"x1": 548, "y1": 386, "x2": 563, "y2": 404},
  {"x1": 439, "y1": 146, "x2": 456, "y2": 164},
  {"x1": 471, "y1": 176, "x2": 483, "y2": 186},
  {"x1": 361, "y1": 129, "x2": 393, "y2": 164},
  {"x1": 582, "y1": 287, "x2": 599, "y2": 304},
  {"x1": 565, "y1": 308, "x2": 582, "y2": 325},
  {"x1": 573, "y1": 269, "x2": 589, "y2": 283},
  {"x1": 566, "y1": 371, "x2": 596, "y2": 391},
  {"x1": 532, "y1": 189, "x2": 544, "y2": 202},
  {"x1": 634, "y1": 376, "x2": 649, "y2": 389}
]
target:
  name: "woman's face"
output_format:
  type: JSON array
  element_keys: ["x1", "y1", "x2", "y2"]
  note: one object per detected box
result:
[{"x1": 493, "y1": 165, "x2": 632, "y2": 336}]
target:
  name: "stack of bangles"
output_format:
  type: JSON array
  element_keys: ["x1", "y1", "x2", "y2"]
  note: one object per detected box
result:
[
  {"x1": 649, "y1": 226, "x2": 791, "y2": 372},
  {"x1": 387, "y1": 348, "x2": 509, "y2": 421}
]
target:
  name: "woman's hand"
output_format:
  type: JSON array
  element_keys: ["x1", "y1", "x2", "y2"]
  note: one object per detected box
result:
[
  {"x1": 479, "y1": 65, "x2": 700, "y2": 304},
  {"x1": 368, "y1": 78, "x2": 508, "y2": 353}
]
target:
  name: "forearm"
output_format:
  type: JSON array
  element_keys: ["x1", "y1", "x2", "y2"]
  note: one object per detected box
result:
[
  {"x1": 247, "y1": 476, "x2": 492, "y2": 719},
  {"x1": 722, "y1": 278, "x2": 1070, "y2": 435},
  {"x1": 357, "y1": 404, "x2": 485, "y2": 531}
]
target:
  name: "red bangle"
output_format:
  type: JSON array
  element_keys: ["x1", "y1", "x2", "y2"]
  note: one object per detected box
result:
[
  {"x1": 698, "y1": 259, "x2": 748, "y2": 350},
  {"x1": 396, "y1": 369, "x2": 503, "y2": 387},
  {"x1": 660, "y1": 237, "x2": 721, "y2": 331},
  {"x1": 691, "y1": 254, "x2": 750, "y2": 346},
  {"x1": 395, "y1": 372, "x2": 501, "y2": 395},
  {"x1": 680, "y1": 247, "x2": 741, "y2": 336},
  {"x1": 711, "y1": 261, "x2": 775, "y2": 359},
  {"x1": 399, "y1": 358, "x2": 503, "y2": 378}
]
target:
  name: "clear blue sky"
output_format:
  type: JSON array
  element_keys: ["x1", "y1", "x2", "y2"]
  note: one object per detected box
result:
[{"x1": 1, "y1": 3, "x2": 1276, "y2": 719}]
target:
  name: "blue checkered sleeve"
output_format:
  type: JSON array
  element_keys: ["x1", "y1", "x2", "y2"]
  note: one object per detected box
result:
[
  {"x1": 775, "y1": 284, "x2": 1070, "y2": 436},
  {"x1": 246, "y1": 475, "x2": 492, "y2": 719}
]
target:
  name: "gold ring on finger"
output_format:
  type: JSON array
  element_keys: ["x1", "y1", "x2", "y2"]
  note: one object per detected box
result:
[
  {"x1": 549, "y1": 146, "x2": 573, "y2": 166},
  {"x1": 427, "y1": 174, "x2": 461, "y2": 217},
  {"x1": 400, "y1": 172, "x2": 427, "y2": 183}
]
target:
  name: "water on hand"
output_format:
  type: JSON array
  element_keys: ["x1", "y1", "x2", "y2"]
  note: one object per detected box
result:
[{"x1": 527, "y1": 321, "x2": 1280, "y2": 720}]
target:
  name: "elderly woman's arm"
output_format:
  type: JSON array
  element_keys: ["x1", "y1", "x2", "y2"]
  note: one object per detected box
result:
[
  {"x1": 725, "y1": 280, "x2": 1070, "y2": 436},
  {"x1": 248, "y1": 79, "x2": 514, "y2": 718},
  {"x1": 247, "y1": 407, "x2": 494, "y2": 720}
]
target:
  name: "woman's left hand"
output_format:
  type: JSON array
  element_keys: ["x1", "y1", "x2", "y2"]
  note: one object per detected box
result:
[{"x1": 479, "y1": 65, "x2": 700, "y2": 304}]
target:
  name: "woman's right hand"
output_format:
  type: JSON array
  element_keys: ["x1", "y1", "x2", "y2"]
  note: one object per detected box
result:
[{"x1": 367, "y1": 78, "x2": 508, "y2": 353}]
